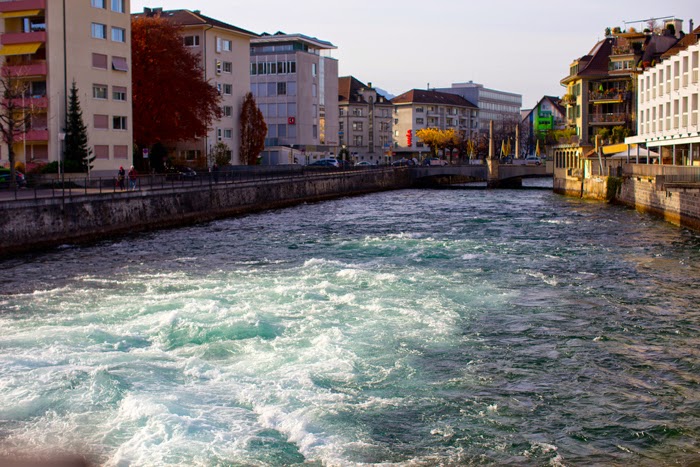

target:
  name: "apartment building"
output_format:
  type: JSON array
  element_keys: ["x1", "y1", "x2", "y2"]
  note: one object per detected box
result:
[
  {"x1": 437, "y1": 81, "x2": 521, "y2": 137},
  {"x1": 560, "y1": 21, "x2": 682, "y2": 146},
  {"x1": 0, "y1": 0, "x2": 132, "y2": 175},
  {"x1": 338, "y1": 76, "x2": 393, "y2": 164},
  {"x1": 390, "y1": 89, "x2": 478, "y2": 159},
  {"x1": 250, "y1": 32, "x2": 339, "y2": 165},
  {"x1": 135, "y1": 8, "x2": 256, "y2": 167},
  {"x1": 627, "y1": 26, "x2": 700, "y2": 164}
]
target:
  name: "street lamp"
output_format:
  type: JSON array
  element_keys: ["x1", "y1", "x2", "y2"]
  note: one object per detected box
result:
[{"x1": 58, "y1": 131, "x2": 66, "y2": 184}]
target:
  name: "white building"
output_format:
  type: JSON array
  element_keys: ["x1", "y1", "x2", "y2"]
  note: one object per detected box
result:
[{"x1": 627, "y1": 27, "x2": 700, "y2": 164}]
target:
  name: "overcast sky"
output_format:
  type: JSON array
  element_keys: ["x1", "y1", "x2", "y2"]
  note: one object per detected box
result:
[{"x1": 131, "y1": 1, "x2": 698, "y2": 108}]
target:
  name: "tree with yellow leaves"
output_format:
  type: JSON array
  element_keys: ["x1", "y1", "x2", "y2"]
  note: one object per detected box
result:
[{"x1": 416, "y1": 128, "x2": 456, "y2": 161}]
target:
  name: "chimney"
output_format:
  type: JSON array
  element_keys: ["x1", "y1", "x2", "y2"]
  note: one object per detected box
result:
[
  {"x1": 690, "y1": 19, "x2": 695, "y2": 32},
  {"x1": 153, "y1": 7, "x2": 163, "y2": 15},
  {"x1": 193, "y1": 10, "x2": 201, "y2": 15},
  {"x1": 144, "y1": 7, "x2": 152, "y2": 16},
  {"x1": 367, "y1": 82, "x2": 372, "y2": 89}
]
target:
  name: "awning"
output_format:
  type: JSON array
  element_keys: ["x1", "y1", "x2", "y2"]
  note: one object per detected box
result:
[
  {"x1": 0, "y1": 42, "x2": 42, "y2": 56},
  {"x1": 602, "y1": 143, "x2": 629, "y2": 155},
  {"x1": 112, "y1": 56, "x2": 128, "y2": 72},
  {"x1": 0, "y1": 10, "x2": 42, "y2": 19}
]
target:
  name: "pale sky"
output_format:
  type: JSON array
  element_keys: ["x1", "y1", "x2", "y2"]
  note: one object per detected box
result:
[{"x1": 130, "y1": 1, "x2": 698, "y2": 109}]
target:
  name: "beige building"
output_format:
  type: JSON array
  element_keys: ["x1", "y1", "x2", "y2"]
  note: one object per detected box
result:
[
  {"x1": 135, "y1": 8, "x2": 256, "y2": 167},
  {"x1": 627, "y1": 27, "x2": 700, "y2": 164},
  {"x1": 338, "y1": 76, "x2": 393, "y2": 164},
  {"x1": 390, "y1": 89, "x2": 478, "y2": 161},
  {"x1": 0, "y1": 0, "x2": 133, "y2": 176},
  {"x1": 250, "y1": 32, "x2": 339, "y2": 165}
]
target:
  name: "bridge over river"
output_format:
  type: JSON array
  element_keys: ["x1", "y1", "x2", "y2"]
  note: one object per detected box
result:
[{"x1": 411, "y1": 163, "x2": 551, "y2": 187}]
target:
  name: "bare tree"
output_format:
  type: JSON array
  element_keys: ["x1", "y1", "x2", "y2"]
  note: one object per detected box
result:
[{"x1": 0, "y1": 66, "x2": 33, "y2": 188}]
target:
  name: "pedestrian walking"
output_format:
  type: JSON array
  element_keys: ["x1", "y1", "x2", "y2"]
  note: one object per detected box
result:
[
  {"x1": 128, "y1": 166, "x2": 138, "y2": 190},
  {"x1": 117, "y1": 166, "x2": 125, "y2": 190}
]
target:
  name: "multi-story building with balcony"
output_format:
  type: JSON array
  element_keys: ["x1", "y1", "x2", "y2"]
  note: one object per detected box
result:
[
  {"x1": 627, "y1": 25, "x2": 700, "y2": 165},
  {"x1": 390, "y1": 89, "x2": 478, "y2": 160},
  {"x1": 134, "y1": 8, "x2": 256, "y2": 167},
  {"x1": 436, "y1": 81, "x2": 521, "y2": 138},
  {"x1": 250, "y1": 32, "x2": 339, "y2": 165},
  {"x1": 560, "y1": 21, "x2": 681, "y2": 146},
  {"x1": 338, "y1": 76, "x2": 393, "y2": 164},
  {"x1": 0, "y1": 0, "x2": 132, "y2": 175}
]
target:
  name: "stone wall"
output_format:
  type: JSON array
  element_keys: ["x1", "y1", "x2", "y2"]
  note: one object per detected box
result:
[
  {"x1": 617, "y1": 176, "x2": 700, "y2": 230},
  {"x1": 0, "y1": 169, "x2": 412, "y2": 255}
]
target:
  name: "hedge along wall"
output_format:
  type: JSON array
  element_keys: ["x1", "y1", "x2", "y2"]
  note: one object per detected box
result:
[{"x1": 0, "y1": 169, "x2": 412, "y2": 256}]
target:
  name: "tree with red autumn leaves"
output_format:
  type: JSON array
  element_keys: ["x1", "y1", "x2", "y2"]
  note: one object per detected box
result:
[{"x1": 131, "y1": 16, "x2": 221, "y2": 151}]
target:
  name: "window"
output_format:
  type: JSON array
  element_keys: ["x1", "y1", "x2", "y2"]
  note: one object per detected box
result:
[
  {"x1": 94, "y1": 145, "x2": 109, "y2": 159},
  {"x1": 313, "y1": 125, "x2": 318, "y2": 138},
  {"x1": 91, "y1": 23, "x2": 106, "y2": 39},
  {"x1": 223, "y1": 84, "x2": 232, "y2": 95},
  {"x1": 111, "y1": 0, "x2": 125, "y2": 13},
  {"x1": 93, "y1": 84, "x2": 107, "y2": 99},
  {"x1": 277, "y1": 82, "x2": 287, "y2": 95},
  {"x1": 312, "y1": 84, "x2": 317, "y2": 97},
  {"x1": 352, "y1": 122, "x2": 363, "y2": 131},
  {"x1": 224, "y1": 129, "x2": 233, "y2": 139},
  {"x1": 113, "y1": 116, "x2": 127, "y2": 130},
  {"x1": 416, "y1": 107, "x2": 424, "y2": 113},
  {"x1": 223, "y1": 61, "x2": 232, "y2": 73},
  {"x1": 114, "y1": 145, "x2": 128, "y2": 159},
  {"x1": 112, "y1": 56, "x2": 128, "y2": 72},
  {"x1": 183, "y1": 35, "x2": 200, "y2": 47},
  {"x1": 91, "y1": 0, "x2": 105, "y2": 8},
  {"x1": 217, "y1": 38, "x2": 232, "y2": 52},
  {"x1": 223, "y1": 105, "x2": 233, "y2": 117},
  {"x1": 94, "y1": 115, "x2": 108, "y2": 129},
  {"x1": 312, "y1": 63, "x2": 317, "y2": 76},
  {"x1": 92, "y1": 53, "x2": 108, "y2": 69},
  {"x1": 287, "y1": 81, "x2": 297, "y2": 96},
  {"x1": 111, "y1": 27, "x2": 125, "y2": 43},
  {"x1": 416, "y1": 118, "x2": 424, "y2": 125},
  {"x1": 113, "y1": 86, "x2": 127, "y2": 101},
  {"x1": 353, "y1": 135, "x2": 363, "y2": 146}
]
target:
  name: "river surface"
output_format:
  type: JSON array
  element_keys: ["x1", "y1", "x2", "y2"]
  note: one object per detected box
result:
[{"x1": 1, "y1": 186, "x2": 700, "y2": 466}]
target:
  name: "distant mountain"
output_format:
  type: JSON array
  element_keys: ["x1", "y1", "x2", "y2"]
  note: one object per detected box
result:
[{"x1": 375, "y1": 88, "x2": 395, "y2": 100}]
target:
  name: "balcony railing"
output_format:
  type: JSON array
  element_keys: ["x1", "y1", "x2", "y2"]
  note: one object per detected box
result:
[
  {"x1": 0, "y1": 31, "x2": 46, "y2": 45},
  {"x1": 589, "y1": 90, "x2": 627, "y2": 102},
  {"x1": 589, "y1": 113, "x2": 627, "y2": 124},
  {"x1": 3, "y1": 61, "x2": 46, "y2": 77},
  {"x1": 17, "y1": 128, "x2": 48, "y2": 142},
  {"x1": 6, "y1": 95, "x2": 48, "y2": 108},
  {"x1": 0, "y1": 0, "x2": 46, "y2": 12}
]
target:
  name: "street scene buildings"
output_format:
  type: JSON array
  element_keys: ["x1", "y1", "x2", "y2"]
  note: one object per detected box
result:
[{"x1": 0, "y1": 0, "x2": 133, "y2": 174}]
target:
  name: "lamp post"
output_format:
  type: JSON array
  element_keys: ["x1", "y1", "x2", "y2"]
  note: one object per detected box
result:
[{"x1": 58, "y1": 131, "x2": 66, "y2": 184}]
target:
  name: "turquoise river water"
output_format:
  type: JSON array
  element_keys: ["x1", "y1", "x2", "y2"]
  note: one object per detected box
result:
[{"x1": 1, "y1": 186, "x2": 700, "y2": 466}]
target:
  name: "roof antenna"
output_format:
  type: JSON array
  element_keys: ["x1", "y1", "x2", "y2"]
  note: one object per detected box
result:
[{"x1": 427, "y1": 83, "x2": 430, "y2": 90}]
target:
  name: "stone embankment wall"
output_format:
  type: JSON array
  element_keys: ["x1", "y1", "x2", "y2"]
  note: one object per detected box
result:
[
  {"x1": 555, "y1": 165, "x2": 700, "y2": 231},
  {"x1": 617, "y1": 176, "x2": 700, "y2": 230},
  {"x1": 0, "y1": 169, "x2": 412, "y2": 255}
]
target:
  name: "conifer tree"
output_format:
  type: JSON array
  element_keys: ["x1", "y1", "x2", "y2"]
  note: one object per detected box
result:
[
  {"x1": 64, "y1": 81, "x2": 93, "y2": 172},
  {"x1": 240, "y1": 92, "x2": 267, "y2": 165}
]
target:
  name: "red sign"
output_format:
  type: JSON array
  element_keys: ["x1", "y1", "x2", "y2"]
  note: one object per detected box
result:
[{"x1": 288, "y1": 117, "x2": 296, "y2": 125}]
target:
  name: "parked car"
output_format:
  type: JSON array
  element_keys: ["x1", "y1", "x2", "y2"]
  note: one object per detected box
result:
[
  {"x1": 355, "y1": 161, "x2": 372, "y2": 166},
  {"x1": 308, "y1": 159, "x2": 340, "y2": 168},
  {"x1": 423, "y1": 158, "x2": 447, "y2": 166},
  {"x1": 165, "y1": 166, "x2": 197, "y2": 180},
  {"x1": 524, "y1": 154, "x2": 542, "y2": 166},
  {"x1": 0, "y1": 167, "x2": 26, "y2": 188},
  {"x1": 392, "y1": 158, "x2": 410, "y2": 166}
]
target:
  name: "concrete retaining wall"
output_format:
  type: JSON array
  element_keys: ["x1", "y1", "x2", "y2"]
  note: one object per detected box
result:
[
  {"x1": 617, "y1": 177, "x2": 700, "y2": 230},
  {"x1": 554, "y1": 176, "x2": 609, "y2": 200},
  {"x1": 0, "y1": 169, "x2": 412, "y2": 255}
]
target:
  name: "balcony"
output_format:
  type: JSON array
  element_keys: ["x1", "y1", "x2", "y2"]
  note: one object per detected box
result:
[
  {"x1": 590, "y1": 113, "x2": 627, "y2": 124},
  {"x1": 0, "y1": 0, "x2": 46, "y2": 13},
  {"x1": 589, "y1": 90, "x2": 627, "y2": 103},
  {"x1": 3, "y1": 60, "x2": 46, "y2": 77},
  {"x1": 17, "y1": 128, "x2": 48, "y2": 142},
  {"x1": 1, "y1": 31, "x2": 46, "y2": 45},
  {"x1": 6, "y1": 95, "x2": 48, "y2": 109}
]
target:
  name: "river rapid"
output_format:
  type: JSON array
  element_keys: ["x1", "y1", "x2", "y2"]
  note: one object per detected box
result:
[{"x1": 1, "y1": 187, "x2": 700, "y2": 466}]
